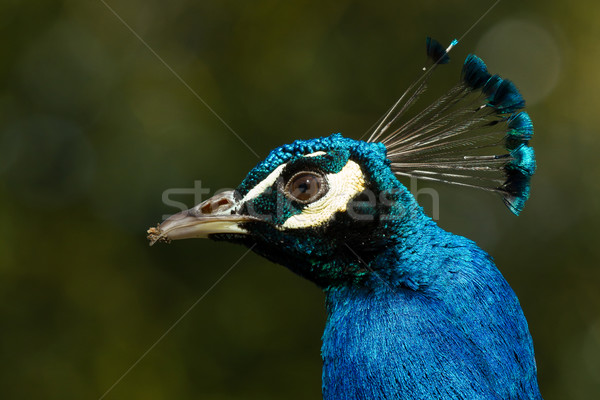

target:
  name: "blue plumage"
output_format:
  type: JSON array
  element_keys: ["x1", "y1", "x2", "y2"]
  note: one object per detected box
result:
[
  {"x1": 322, "y1": 247, "x2": 539, "y2": 399},
  {"x1": 507, "y1": 112, "x2": 534, "y2": 149},
  {"x1": 508, "y1": 145, "x2": 537, "y2": 177},
  {"x1": 489, "y1": 79, "x2": 526, "y2": 113},
  {"x1": 501, "y1": 171, "x2": 532, "y2": 216},
  {"x1": 483, "y1": 74, "x2": 504, "y2": 97},
  {"x1": 462, "y1": 54, "x2": 491, "y2": 89},
  {"x1": 502, "y1": 144, "x2": 536, "y2": 215},
  {"x1": 148, "y1": 38, "x2": 542, "y2": 399}
]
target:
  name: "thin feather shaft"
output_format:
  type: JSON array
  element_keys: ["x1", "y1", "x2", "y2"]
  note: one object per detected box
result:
[{"x1": 394, "y1": 171, "x2": 503, "y2": 192}]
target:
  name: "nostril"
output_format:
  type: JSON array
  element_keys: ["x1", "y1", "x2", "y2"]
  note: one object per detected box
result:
[
  {"x1": 199, "y1": 196, "x2": 234, "y2": 214},
  {"x1": 215, "y1": 198, "x2": 231, "y2": 208},
  {"x1": 200, "y1": 202, "x2": 213, "y2": 214}
]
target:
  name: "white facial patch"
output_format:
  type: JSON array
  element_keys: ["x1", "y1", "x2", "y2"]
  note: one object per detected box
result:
[{"x1": 282, "y1": 160, "x2": 366, "y2": 229}]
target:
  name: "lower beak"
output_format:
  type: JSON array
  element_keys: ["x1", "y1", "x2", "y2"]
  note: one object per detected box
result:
[{"x1": 147, "y1": 190, "x2": 254, "y2": 245}]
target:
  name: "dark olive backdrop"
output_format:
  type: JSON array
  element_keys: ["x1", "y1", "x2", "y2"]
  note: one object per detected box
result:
[{"x1": 1, "y1": 0, "x2": 598, "y2": 399}]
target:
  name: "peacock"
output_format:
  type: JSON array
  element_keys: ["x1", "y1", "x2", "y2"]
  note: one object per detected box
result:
[{"x1": 148, "y1": 38, "x2": 542, "y2": 399}]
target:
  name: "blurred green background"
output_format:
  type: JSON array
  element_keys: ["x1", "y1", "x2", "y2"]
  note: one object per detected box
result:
[{"x1": 1, "y1": 0, "x2": 598, "y2": 399}]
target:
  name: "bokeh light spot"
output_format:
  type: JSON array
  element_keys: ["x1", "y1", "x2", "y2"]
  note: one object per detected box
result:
[{"x1": 476, "y1": 19, "x2": 561, "y2": 106}]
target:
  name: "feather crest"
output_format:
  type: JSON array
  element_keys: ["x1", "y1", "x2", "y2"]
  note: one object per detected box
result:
[{"x1": 367, "y1": 38, "x2": 536, "y2": 215}]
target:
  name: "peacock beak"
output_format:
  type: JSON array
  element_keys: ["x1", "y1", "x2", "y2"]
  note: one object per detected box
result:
[{"x1": 147, "y1": 190, "x2": 255, "y2": 245}]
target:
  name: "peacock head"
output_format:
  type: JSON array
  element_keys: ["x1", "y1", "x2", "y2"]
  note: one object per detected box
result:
[
  {"x1": 148, "y1": 38, "x2": 536, "y2": 288},
  {"x1": 149, "y1": 134, "x2": 422, "y2": 287}
]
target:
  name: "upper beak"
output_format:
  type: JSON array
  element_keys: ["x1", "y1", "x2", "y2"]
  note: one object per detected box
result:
[{"x1": 147, "y1": 190, "x2": 254, "y2": 245}]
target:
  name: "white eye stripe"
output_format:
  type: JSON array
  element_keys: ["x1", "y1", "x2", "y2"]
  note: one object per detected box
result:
[
  {"x1": 303, "y1": 151, "x2": 327, "y2": 157},
  {"x1": 281, "y1": 160, "x2": 365, "y2": 229},
  {"x1": 240, "y1": 163, "x2": 287, "y2": 204}
]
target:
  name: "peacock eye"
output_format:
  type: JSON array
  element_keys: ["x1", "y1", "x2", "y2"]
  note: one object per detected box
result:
[{"x1": 285, "y1": 171, "x2": 327, "y2": 204}]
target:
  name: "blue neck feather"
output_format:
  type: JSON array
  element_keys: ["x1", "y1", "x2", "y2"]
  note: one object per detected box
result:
[{"x1": 321, "y1": 216, "x2": 541, "y2": 399}]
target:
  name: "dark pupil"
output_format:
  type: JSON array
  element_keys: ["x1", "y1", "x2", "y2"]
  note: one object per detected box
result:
[{"x1": 290, "y1": 173, "x2": 320, "y2": 201}]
